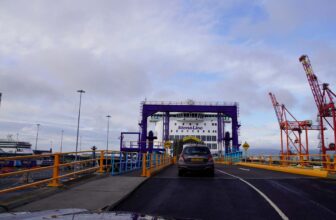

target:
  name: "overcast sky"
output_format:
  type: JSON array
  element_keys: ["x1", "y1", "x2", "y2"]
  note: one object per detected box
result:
[{"x1": 0, "y1": 0, "x2": 335, "y2": 152}]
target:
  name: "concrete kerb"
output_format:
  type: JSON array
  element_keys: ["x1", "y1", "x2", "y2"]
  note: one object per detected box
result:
[
  {"x1": 237, "y1": 162, "x2": 329, "y2": 178},
  {"x1": 0, "y1": 173, "x2": 109, "y2": 213}
]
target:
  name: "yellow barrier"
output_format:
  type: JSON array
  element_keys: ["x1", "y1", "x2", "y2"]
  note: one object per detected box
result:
[
  {"x1": 237, "y1": 162, "x2": 329, "y2": 178},
  {"x1": 142, "y1": 153, "x2": 172, "y2": 177}
]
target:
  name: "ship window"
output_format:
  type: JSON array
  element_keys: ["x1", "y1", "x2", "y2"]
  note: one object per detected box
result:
[
  {"x1": 215, "y1": 123, "x2": 217, "y2": 126},
  {"x1": 212, "y1": 144, "x2": 217, "y2": 149},
  {"x1": 181, "y1": 130, "x2": 183, "y2": 133},
  {"x1": 201, "y1": 136, "x2": 206, "y2": 141},
  {"x1": 175, "y1": 123, "x2": 177, "y2": 126},
  {"x1": 212, "y1": 136, "x2": 217, "y2": 141},
  {"x1": 176, "y1": 130, "x2": 178, "y2": 133},
  {"x1": 208, "y1": 130, "x2": 210, "y2": 133},
  {"x1": 183, "y1": 123, "x2": 185, "y2": 125},
  {"x1": 196, "y1": 123, "x2": 198, "y2": 126},
  {"x1": 206, "y1": 136, "x2": 211, "y2": 141},
  {"x1": 189, "y1": 123, "x2": 191, "y2": 126},
  {"x1": 203, "y1": 130, "x2": 205, "y2": 133},
  {"x1": 197, "y1": 130, "x2": 199, "y2": 133},
  {"x1": 204, "y1": 123, "x2": 206, "y2": 126}
]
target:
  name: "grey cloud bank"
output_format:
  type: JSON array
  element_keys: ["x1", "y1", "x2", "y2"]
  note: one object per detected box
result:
[{"x1": 0, "y1": 0, "x2": 335, "y2": 151}]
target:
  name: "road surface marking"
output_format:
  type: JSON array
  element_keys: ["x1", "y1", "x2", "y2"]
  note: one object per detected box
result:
[
  {"x1": 216, "y1": 169, "x2": 289, "y2": 220},
  {"x1": 239, "y1": 168, "x2": 250, "y2": 171}
]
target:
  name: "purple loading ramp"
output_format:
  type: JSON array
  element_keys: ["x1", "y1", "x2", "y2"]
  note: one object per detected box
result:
[{"x1": 139, "y1": 101, "x2": 240, "y2": 153}]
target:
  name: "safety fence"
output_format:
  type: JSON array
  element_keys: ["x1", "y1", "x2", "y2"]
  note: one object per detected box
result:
[
  {"x1": 215, "y1": 151, "x2": 243, "y2": 164},
  {"x1": 0, "y1": 150, "x2": 174, "y2": 195},
  {"x1": 141, "y1": 152, "x2": 173, "y2": 177},
  {"x1": 244, "y1": 154, "x2": 336, "y2": 172},
  {"x1": 0, "y1": 150, "x2": 111, "y2": 195},
  {"x1": 110, "y1": 151, "x2": 142, "y2": 175}
]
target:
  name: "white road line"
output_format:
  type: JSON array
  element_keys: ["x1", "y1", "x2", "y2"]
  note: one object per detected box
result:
[
  {"x1": 216, "y1": 169, "x2": 289, "y2": 220},
  {"x1": 239, "y1": 168, "x2": 250, "y2": 171}
]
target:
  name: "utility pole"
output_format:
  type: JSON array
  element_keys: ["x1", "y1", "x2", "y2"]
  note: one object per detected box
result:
[
  {"x1": 106, "y1": 115, "x2": 111, "y2": 170},
  {"x1": 75, "y1": 90, "x2": 85, "y2": 161},
  {"x1": 35, "y1": 124, "x2": 40, "y2": 151},
  {"x1": 60, "y1": 129, "x2": 64, "y2": 153}
]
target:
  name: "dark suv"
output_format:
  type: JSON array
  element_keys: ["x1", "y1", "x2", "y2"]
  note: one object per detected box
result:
[{"x1": 177, "y1": 144, "x2": 214, "y2": 176}]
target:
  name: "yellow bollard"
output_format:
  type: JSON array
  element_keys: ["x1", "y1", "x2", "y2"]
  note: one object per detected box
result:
[
  {"x1": 141, "y1": 153, "x2": 147, "y2": 177},
  {"x1": 98, "y1": 150, "x2": 105, "y2": 173},
  {"x1": 48, "y1": 153, "x2": 61, "y2": 187},
  {"x1": 269, "y1": 156, "x2": 272, "y2": 166}
]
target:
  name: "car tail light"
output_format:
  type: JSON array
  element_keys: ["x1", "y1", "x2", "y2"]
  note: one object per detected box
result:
[
  {"x1": 208, "y1": 155, "x2": 213, "y2": 162},
  {"x1": 179, "y1": 154, "x2": 185, "y2": 162}
]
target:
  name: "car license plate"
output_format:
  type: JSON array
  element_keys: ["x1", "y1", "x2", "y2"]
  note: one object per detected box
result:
[{"x1": 191, "y1": 158, "x2": 203, "y2": 162}]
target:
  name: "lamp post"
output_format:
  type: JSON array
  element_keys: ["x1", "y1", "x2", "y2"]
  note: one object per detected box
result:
[
  {"x1": 35, "y1": 124, "x2": 40, "y2": 151},
  {"x1": 60, "y1": 130, "x2": 64, "y2": 153},
  {"x1": 75, "y1": 90, "x2": 85, "y2": 161},
  {"x1": 105, "y1": 115, "x2": 111, "y2": 170}
]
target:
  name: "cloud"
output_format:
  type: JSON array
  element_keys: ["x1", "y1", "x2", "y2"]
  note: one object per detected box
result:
[{"x1": 0, "y1": 0, "x2": 335, "y2": 152}]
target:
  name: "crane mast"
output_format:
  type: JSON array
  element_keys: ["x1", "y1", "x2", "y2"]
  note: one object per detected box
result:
[
  {"x1": 299, "y1": 55, "x2": 324, "y2": 112},
  {"x1": 299, "y1": 55, "x2": 336, "y2": 156},
  {"x1": 269, "y1": 92, "x2": 321, "y2": 158}
]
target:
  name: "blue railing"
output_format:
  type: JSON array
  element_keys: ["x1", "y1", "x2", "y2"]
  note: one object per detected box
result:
[
  {"x1": 224, "y1": 151, "x2": 242, "y2": 163},
  {"x1": 110, "y1": 152, "x2": 142, "y2": 176}
]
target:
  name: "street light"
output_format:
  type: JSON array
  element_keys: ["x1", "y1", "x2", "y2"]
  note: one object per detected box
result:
[
  {"x1": 60, "y1": 129, "x2": 64, "y2": 153},
  {"x1": 35, "y1": 124, "x2": 40, "y2": 151},
  {"x1": 105, "y1": 115, "x2": 111, "y2": 170},
  {"x1": 75, "y1": 89, "x2": 85, "y2": 161}
]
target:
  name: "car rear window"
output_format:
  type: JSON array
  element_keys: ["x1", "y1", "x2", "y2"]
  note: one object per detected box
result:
[{"x1": 183, "y1": 147, "x2": 210, "y2": 155}]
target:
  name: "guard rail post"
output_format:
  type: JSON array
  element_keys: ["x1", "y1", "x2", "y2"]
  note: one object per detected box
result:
[
  {"x1": 48, "y1": 153, "x2": 61, "y2": 187},
  {"x1": 98, "y1": 150, "x2": 105, "y2": 173},
  {"x1": 326, "y1": 155, "x2": 331, "y2": 170},
  {"x1": 141, "y1": 153, "x2": 147, "y2": 177}
]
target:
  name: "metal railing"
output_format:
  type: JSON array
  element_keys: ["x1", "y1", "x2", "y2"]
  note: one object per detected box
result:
[
  {"x1": 111, "y1": 151, "x2": 142, "y2": 175},
  {"x1": 0, "y1": 150, "x2": 109, "y2": 195},
  {"x1": 141, "y1": 152, "x2": 173, "y2": 177}
]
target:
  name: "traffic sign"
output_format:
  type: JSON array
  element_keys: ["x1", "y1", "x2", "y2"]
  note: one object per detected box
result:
[
  {"x1": 242, "y1": 142, "x2": 250, "y2": 151},
  {"x1": 164, "y1": 141, "x2": 172, "y2": 148}
]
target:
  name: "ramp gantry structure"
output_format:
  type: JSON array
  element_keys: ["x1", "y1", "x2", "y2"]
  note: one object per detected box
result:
[
  {"x1": 299, "y1": 55, "x2": 336, "y2": 155},
  {"x1": 269, "y1": 92, "x2": 320, "y2": 157}
]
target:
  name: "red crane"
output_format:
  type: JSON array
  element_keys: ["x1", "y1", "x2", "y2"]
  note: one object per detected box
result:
[
  {"x1": 269, "y1": 92, "x2": 320, "y2": 157},
  {"x1": 299, "y1": 55, "x2": 336, "y2": 155}
]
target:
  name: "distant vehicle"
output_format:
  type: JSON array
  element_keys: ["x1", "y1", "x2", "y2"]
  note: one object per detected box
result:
[{"x1": 177, "y1": 144, "x2": 214, "y2": 176}]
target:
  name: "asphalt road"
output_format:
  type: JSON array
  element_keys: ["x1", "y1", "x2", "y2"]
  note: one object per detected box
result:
[{"x1": 112, "y1": 165, "x2": 336, "y2": 220}]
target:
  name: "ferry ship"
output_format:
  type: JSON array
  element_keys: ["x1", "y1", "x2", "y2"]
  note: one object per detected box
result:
[
  {"x1": 0, "y1": 139, "x2": 33, "y2": 157},
  {"x1": 148, "y1": 111, "x2": 232, "y2": 156}
]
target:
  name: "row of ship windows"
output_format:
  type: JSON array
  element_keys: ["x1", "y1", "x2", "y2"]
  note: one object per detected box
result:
[
  {"x1": 169, "y1": 135, "x2": 217, "y2": 142},
  {"x1": 173, "y1": 123, "x2": 217, "y2": 126},
  {"x1": 171, "y1": 130, "x2": 217, "y2": 133},
  {"x1": 206, "y1": 143, "x2": 218, "y2": 150}
]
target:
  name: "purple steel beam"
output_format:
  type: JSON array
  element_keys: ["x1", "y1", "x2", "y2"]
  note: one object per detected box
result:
[
  {"x1": 217, "y1": 114, "x2": 223, "y2": 142},
  {"x1": 120, "y1": 132, "x2": 141, "y2": 152},
  {"x1": 163, "y1": 112, "x2": 170, "y2": 142},
  {"x1": 140, "y1": 104, "x2": 239, "y2": 152}
]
